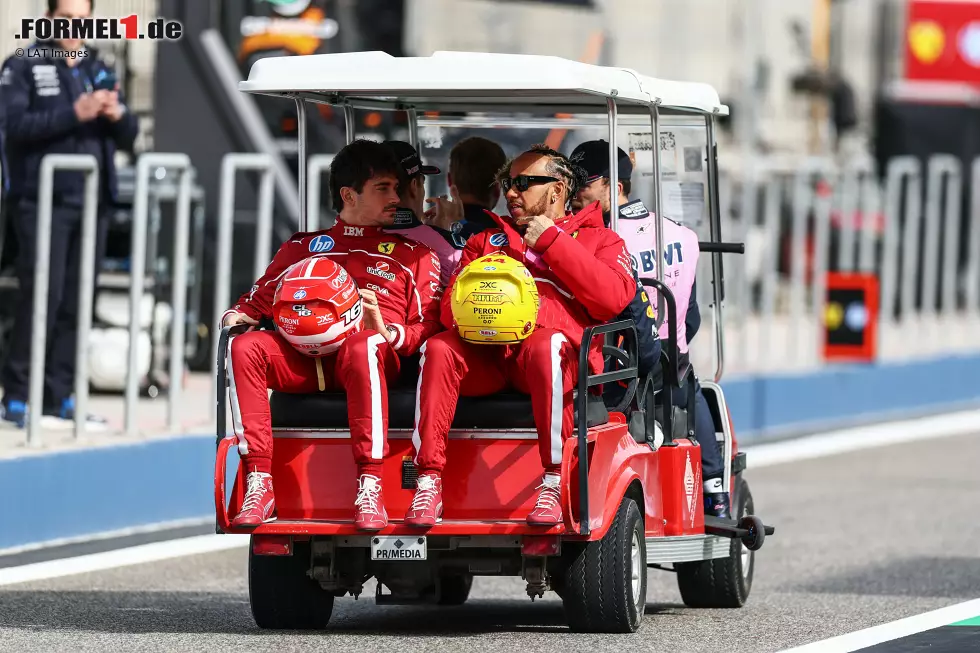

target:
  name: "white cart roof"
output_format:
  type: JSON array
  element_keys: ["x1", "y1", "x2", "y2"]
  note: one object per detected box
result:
[{"x1": 238, "y1": 51, "x2": 728, "y2": 116}]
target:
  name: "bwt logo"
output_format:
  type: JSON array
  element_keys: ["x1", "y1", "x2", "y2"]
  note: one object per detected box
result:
[{"x1": 16, "y1": 15, "x2": 183, "y2": 41}]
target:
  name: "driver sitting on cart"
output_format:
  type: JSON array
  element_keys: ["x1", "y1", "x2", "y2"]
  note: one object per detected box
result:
[
  {"x1": 221, "y1": 139, "x2": 442, "y2": 531},
  {"x1": 407, "y1": 145, "x2": 638, "y2": 527}
]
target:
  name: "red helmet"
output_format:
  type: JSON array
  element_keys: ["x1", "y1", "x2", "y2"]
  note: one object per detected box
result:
[{"x1": 272, "y1": 256, "x2": 363, "y2": 357}]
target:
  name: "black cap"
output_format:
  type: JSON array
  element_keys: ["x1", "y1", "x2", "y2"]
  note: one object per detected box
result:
[
  {"x1": 384, "y1": 140, "x2": 441, "y2": 178},
  {"x1": 570, "y1": 139, "x2": 632, "y2": 183}
]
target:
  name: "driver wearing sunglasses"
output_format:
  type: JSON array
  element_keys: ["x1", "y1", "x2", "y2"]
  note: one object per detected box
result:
[{"x1": 407, "y1": 145, "x2": 638, "y2": 528}]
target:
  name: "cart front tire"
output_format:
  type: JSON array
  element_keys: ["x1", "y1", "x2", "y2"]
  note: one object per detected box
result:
[{"x1": 675, "y1": 475, "x2": 755, "y2": 608}]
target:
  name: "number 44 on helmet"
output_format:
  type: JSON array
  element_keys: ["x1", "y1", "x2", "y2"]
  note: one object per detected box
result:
[{"x1": 272, "y1": 256, "x2": 363, "y2": 357}]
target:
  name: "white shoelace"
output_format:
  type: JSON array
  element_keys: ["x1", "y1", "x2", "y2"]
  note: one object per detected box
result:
[
  {"x1": 355, "y1": 476, "x2": 382, "y2": 514},
  {"x1": 241, "y1": 472, "x2": 271, "y2": 511},
  {"x1": 534, "y1": 483, "x2": 561, "y2": 511},
  {"x1": 410, "y1": 476, "x2": 438, "y2": 512}
]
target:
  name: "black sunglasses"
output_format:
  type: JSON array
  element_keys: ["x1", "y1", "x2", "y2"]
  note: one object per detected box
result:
[{"x1": 497, "y1": 175, "x2": 559, "y2": 193}]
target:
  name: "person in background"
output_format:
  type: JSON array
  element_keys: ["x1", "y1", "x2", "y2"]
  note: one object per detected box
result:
[
  {"x1": 0, "y1": 96, "x2": 7, "y2": 198},
  {"x1": 0, "y1": 0, "x2": 139, "y2": 430},
  {"x1": 381, "y1": 140, "x2": 465, "y2": 286},
  {"x1": 424, "y1": 136, "x2": 508, "y2": 241},
  {"x1": 570, "y1": 139, "x2": 730, "y2": 519}
]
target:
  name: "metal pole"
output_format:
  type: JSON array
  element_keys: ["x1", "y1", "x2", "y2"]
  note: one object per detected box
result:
[
  {"x1": 836, "y1": 158, "x2": 869, "y2": 272},
  {"x1": 295, "y1": 97, "x2": 308, "y2": 232},
  {"x1": 306, "y1": 154, "x2": 335, "y2": 232},
  {"x1": 73, "y1": 160, "x2": 101, "y2": 442},
  {"x1": 788, "y1": 156, "x2": 835, "y2": 368},
  {"x1": 408, "y1": 108, "x2": 419, "y2": 148},
  {"x1": 28, "y1": 154, "x2": 99, "y2": 447},
  {"x1": 167, "y1": 169, "x2": 194, "y2": 431},
  {"x1": 606, "y1": 97, "x2": 619, "y2": 233},
  {"x1": 881, "y1": 156, "x2": 922, "y2": 322},
  {"x1": 126, "y1": 153, "x2": 193, "y2": 437},
  {"x1": 900, "y1": 167, "x2": 926, "y2": 328},
  {"x1": 879, "y1": 157, "x2": 921, "y2": 325},
  {"x1": 211, "y1": 153, "x2": 276, "y2": 419},
  {"x1": 758, "y1": 172, "x2": 781, "y2": 373},
  {"x1": 967, "y1": 157, "x2": 980, "y2": 315},
  {"x1": 345, "y1": 105, "x2": 356, "y2": 144},
  {"x1": 254, "y1": 177, "x2": 275, "y2": 281},
  {"x1": 704, "y1": 116, "x2": 726, "y2": 382},
  {"x1": 810, "y1": 168, "x2": 835, "y2": 364},
  {"x1": 648, "y1": 102, "x2": 666, "y2": 328},
  {"x1": 857, "y1": 161, "x2": 880, "y2": 273},
  {"x1": 30, "y1": 163, "x2": 55, "y2": 447},
  {"x1": 922, "y1": 155, "x2": 962, "y2": 319},
  {"x1": 921, "y1": 155, "x2": 951, "y2": 322}
]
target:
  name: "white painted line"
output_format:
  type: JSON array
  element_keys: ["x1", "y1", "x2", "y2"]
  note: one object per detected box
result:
[
  {"x1": 777, "y1": 598, "x2": 980, "y2": 653},
  {"x1": 743, "y1": 408, "x2": 980, "y2": 469},
  {"x1": 0, "y1": 516, "x2": 215, "y2": 557},
  {"x1": 0, "y1": 534, "x2": 250, "y2": 587}
]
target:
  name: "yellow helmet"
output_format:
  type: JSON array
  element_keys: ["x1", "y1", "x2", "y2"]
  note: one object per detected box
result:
[{"x1": 450, "y1": 254, "x2": 539, "y2": 344}]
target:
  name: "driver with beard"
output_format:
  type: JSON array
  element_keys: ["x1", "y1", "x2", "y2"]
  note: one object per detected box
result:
[{"x1": 406, "y1": 144, "x2": 638, "y2": 527}]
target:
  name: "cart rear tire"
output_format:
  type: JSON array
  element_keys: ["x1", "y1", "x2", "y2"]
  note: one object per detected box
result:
[
  {"x1": 675, "y1": 475, "x2": 755, "y2": 608},
  {"x1": 249, "y1": 538, "x2": 334, "y2": 629},
  {"x1": 561, "y1": 496, "x2": 647, "y2": 633}
]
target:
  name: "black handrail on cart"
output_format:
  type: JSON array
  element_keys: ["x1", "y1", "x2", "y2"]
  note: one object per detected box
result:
[
  {"x1": 575, "y1": 319, "x2": 638, "y2": 536},
  {"x1": 698, "y1": 241, "x2": 745, "y2": 254}
]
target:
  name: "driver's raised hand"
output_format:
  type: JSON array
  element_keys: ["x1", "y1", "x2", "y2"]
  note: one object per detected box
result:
[{"x1": 521, "y1": 215, "x2": 556, "y2": 249}]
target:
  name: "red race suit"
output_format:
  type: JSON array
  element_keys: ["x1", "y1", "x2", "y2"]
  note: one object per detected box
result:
[
  {"x1": 224, "y1": 220, "x2": 442, "y2": 476},
  {"x1": 411, "y1": 201, "x2": 635, "y2": 473}
]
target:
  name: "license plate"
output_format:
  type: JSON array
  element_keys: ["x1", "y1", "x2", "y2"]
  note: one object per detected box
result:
[{"x1": 370, "y1": 535, "x2": 427, "y2": 561}]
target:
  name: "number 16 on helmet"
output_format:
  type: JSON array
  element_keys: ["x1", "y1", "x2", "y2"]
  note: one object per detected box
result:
[
  {"x1": 450, "y1": 254, "x2": 539, "y2": 344},
  {"x1": 272, "y1": 256, "x2": 363, "y2": 357}
]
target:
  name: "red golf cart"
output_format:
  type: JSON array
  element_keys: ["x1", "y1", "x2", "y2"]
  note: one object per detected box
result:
[{"x1": 213, "y1": 51, "x2": 774, "y2": 634}]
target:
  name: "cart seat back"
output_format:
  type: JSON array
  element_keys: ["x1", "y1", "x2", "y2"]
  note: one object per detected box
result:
[{"x1": 269, "y1": 387, "x2": 609, "y2": 430}]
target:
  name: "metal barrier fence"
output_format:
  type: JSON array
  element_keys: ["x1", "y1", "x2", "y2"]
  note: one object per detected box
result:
[
  {"x1": 210, "y1": 153, "x2": 276, "y2": 418},
  {"x1": 14, "y1": 148, "x2": 980, "y2": 447},
  {"x1": 125, "y1": 154, "x2": 194, "y2": 436},
  {"x1": 27, "y1": 155, "x2": 100, "y2": 446},
  {"x1": 306, "y1": 154, "x2": 335, "y2": 232},
  {"x1": 706, "y1": 152, "x2": 980, "y2": 378}
]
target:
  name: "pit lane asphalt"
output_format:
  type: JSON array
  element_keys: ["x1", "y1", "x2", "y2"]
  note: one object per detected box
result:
[{"x1": 1, "y1": 429, "x2": 978, "y2": 653}]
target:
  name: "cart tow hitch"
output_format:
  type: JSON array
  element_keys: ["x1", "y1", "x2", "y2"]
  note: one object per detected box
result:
[
  {"x1": 523, "y1": 558, "x2": 549, "y2": 601},
  {"x1": 703, "y1": 515, "x2": 775, "y2": 552}
]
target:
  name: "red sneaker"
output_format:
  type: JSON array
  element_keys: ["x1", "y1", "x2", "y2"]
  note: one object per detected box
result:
[
  {"x1": 404, "y1": 473, "x2": 443, "y2": 528},
  {"x1": 353, "y1": 474, "x2": 388, "y2": 531},
  {"x1": 527, "y1": 473, "x2": 562, "y2": 526},
  {"x1": 231, "y1": 472, "x2": 276, "y2": 528}
]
